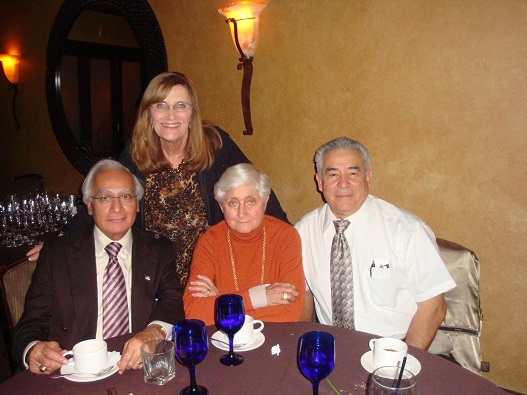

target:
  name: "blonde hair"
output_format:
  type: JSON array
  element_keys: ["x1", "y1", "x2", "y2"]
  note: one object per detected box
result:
[{"x1": 130, "y1": 72, "x2": 222, "y2": 174}]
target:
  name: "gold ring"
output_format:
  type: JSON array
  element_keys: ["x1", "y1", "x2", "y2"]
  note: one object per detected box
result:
[
  {"x1": 136, "y1": 360, "x2": 143, "y2": 365},
  {"x1": 39, "y1": 365, "x2": 47, "y2": 372},
  {"x1": 283, "y1": 291, "x2": 288, "y2": 300}
]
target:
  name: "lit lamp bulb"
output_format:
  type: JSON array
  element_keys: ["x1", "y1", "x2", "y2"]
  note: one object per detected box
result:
[
  {"x1": 218, "y1": 1, "x2": 268, "y2": 136},
  {"x1": 0, "y1": 54, "x2": 21, "y2": 129},
  {"x1": 0, "y1": 54, "x2": 20, "y2": 85},
  {"x1": 218, "y1": 1, "x2": 267, "y2": 59}
]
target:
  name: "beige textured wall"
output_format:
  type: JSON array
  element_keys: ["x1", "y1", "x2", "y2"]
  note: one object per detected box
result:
[
  {"x1": 0, "y1": 1, "x2": 525, "y2": 392},
  {"x1": 0, "y1": 0, "x2": 84, "y2": 195}
]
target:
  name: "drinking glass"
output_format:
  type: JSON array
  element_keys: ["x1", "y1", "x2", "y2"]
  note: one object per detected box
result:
[
  {"x1": 298, "y1": 331, "x2": 336, "y2": 395},
  {"x1": 369, "y1": 366, "x2": 416, "y2": 395},
  {"x1": 140, "y1": 338, "x2": 175, "y2": 385},
  {"x1": 214, "y1": 294, "x2": 245, "y2": 366},
  {"x1": 174, "y1": 319, "x2": 209, "y2": 395}
]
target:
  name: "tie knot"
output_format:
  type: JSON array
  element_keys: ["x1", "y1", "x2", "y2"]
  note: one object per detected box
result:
[
  {"x1": 333, "y1": 220, "x2": 350, "y2": 234},
  {"x1": 105, "y1": 242, "x2": 122, "y2": 258}
]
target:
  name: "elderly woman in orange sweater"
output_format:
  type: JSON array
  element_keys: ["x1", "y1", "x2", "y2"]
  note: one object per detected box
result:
[{"x1": 183, "y1": 163, "x2": 305, "y2": 325}]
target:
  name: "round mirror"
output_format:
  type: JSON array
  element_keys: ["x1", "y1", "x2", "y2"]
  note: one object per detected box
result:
[{"x1": 46, "y1": 0, "x2": 168, "y2": 176}]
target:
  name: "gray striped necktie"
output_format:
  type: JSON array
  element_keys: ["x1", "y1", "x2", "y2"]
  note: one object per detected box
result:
[
  {"x1": 102, "y1": 242, "x2": 129, "y2": 339},
  {"x1": 330, "y1": 220, "x2": 355, "y2": 329}
]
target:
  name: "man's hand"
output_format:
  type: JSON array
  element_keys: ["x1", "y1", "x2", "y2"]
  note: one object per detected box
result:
[
  {"x1": 27, "y1": 341, "x2": 69, "y2": 374},
  {"x1": 117, "y1": 325, "x2": 166, "y2": 374},
  {"x1": 266, "y1": 282, "x2": 299, "y2": 306}
]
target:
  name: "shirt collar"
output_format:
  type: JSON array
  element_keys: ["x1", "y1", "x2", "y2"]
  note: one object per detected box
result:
[
  {"x1": 94, "y1": 226, "x2": 133, "y2": 260},
  {"x1": 321, "y1": 195, "x2": 373, "y2": 234}
]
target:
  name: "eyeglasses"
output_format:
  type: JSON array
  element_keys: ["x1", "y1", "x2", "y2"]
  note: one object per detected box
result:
[
  {"x1": 150, "y1": 101, "x2": 193, "y2": 113},
  {"x1": 90, "y1": 194, "x2": 137, "y2": 205}
]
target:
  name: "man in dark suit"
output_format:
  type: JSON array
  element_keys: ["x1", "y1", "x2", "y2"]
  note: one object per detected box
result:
[{"x1": 13, "y1": 159, "x2": 184, "y2": 375}]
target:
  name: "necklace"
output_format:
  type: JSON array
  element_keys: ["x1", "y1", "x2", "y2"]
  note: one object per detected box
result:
[{"x1": 227, "y1": 226, "x2": 266, "y2": 292}]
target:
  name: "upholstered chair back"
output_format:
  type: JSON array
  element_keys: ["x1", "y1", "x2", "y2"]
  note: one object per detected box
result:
[{"x1": 437, "y1": 238, "x2": 483, "y2": 375}]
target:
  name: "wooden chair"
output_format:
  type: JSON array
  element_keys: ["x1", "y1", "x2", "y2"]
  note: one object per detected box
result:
[
  {"x1": 437, "y1": 238, "x2": 484, "y2": 375},
  {"x1": 0, "y1": 257, "x2": 37, "y2": 375}
]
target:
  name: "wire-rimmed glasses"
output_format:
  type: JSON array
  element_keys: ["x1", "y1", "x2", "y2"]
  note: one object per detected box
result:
[
  {"x1": 150, "y1": 101, "x2": 193, "y2": 113},
  {"x1": 90, "y1": 194, "x2": 137, "y2": 205}
]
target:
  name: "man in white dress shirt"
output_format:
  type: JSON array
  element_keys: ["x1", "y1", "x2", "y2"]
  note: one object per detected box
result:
[{"x1": 296, "y1": 137, "x2": 456, "y2": 351}]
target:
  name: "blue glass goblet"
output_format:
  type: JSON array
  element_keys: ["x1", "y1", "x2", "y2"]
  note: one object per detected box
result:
[
  {"x1": 298, "y1": 331, "x2": 336, "y2": 395},
  {"x1": 214, "y1": 294, "x2": 245, "y2": 366},
  {"x1": 174, "y1": 319, "x2": 209, "y2": 395}
]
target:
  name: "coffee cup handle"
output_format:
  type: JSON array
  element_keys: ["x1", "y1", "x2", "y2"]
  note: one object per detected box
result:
[
  {"x1": 369, "y1": 339, "x2": 377, "y2": 351},
  {"x1": 253, "y1": 320, "x2": 264, "y2": 333},
  {"x1": 62, "y1": 350, "x2": 74, "y2": 365}
]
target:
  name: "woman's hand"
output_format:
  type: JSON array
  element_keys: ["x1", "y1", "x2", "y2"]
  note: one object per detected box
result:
[
  {"x1": 266, "y1": 282, "x2": 299, "y2": 306},
  {"x1": 187, "y1": 274, "x2": 219, "y2": 298},
  {"x1": 26, "y1": 243, "x2": 44, "y2": 261}
]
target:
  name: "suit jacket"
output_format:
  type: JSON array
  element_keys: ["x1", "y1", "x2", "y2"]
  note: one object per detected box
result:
[{"x1": 12, "y1": 225, "x2": 184, "y2": 368}]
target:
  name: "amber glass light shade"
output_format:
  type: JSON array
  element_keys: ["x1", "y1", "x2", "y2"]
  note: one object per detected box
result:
[
  {"x1": 0, "y1": 54, "x2": 20, "y2": 84},
  {"x1": 218, "y1": 1, "x2": 267, "y2": 58}
]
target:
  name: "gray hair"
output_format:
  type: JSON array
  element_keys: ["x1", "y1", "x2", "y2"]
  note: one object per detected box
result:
[
  {"x1": 214, "y1": 163, "x2": 271, "y2": 202},
  {"x1": 81, "y1": 159, "x2": 144, "y2": 204},
  {"x1": 314, "y1": 137, "x2": 371, "y2": 175}
]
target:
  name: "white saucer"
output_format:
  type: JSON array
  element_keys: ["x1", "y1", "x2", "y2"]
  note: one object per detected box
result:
[
  {"x1": 360, "y1": 351, "x2": 421, "y2": 375},
  {"x1": 211, "y1": 330, "x2": 265, "y2": 352},
  {"x1": 60, "y1": 351, "x2": 121, "y2": 382}
]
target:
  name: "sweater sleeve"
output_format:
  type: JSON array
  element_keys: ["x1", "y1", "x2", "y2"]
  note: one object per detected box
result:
[
  {"x1": 183, "y1": 232, "x2": 221, "y2": 326},
  {"x1": 243, "y1": 225, "x2": 305, "y2": 322}
]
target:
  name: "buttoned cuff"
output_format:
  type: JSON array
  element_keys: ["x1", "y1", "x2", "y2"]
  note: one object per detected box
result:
[
  {"x1": 22, "y1": 341, "x2": 40, "y2": 369},
  {"x1": 249, "y1": 284, "x2": 268, "y2": 309}
]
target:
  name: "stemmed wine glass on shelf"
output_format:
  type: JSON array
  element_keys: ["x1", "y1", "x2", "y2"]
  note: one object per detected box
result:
[
  {"x1": 298, "y1": 331, "x2": 336, "y2": 395},
  {"x1": 214, "y1": 294, "x2": 245, "y2": 366},
  {"x1": 174, "y1": 319, "x2": 209, "y2": 395}
]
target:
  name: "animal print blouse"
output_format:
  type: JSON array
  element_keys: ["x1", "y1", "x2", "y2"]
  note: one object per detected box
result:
[{"x1": 144, "y1": 165, "x2": 209, "y2": 285}]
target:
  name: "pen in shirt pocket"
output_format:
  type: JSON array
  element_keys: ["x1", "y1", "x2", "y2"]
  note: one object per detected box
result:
[{"x1": 370, "y1": 260, "x2": 375, "y2": 277}]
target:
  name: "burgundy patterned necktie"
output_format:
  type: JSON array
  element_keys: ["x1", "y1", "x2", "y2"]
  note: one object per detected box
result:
[
  {"x1": 102, "y1": 242, "x2": 129, "y2": 339},
  {"x1": 330, "y1": 219, "x2": 355, "y2": 329}
]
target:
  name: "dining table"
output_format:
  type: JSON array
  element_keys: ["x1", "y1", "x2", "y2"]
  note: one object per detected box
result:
[{"x1": 0, "y1": 321, "x2": 505, "y2": 395}]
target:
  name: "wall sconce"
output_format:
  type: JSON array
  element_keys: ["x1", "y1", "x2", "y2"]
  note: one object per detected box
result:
[
  {"x1": 0, "y1": 54, "x2": 21, "y2": 130},
  {"x1": 218, "y1": 1, "x2": 268, "y2": 136}
]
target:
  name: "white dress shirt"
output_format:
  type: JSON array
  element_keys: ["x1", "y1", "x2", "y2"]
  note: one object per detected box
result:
[{"x1": 295, "y1": 195, "x2": 456, "y2": 340}]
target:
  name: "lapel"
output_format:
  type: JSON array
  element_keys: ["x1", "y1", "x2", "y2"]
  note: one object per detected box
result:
[
  {"x1": 130, "y1": 228, "x2": 156, "y2": 331},
  {"x1": 66, "y1": 226, "x2": 98, "y2": 339}
]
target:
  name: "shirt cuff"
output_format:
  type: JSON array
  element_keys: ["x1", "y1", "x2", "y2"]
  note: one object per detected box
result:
[
  {"x1": 249, "y1": 284, "x2": 268, "y2": 309},
  {"x1": 148, "y1": 321, "x2": 173, "y2": 340},
  {"x1": 22, "y1": 341, "x2": 40, "y2": 369}
]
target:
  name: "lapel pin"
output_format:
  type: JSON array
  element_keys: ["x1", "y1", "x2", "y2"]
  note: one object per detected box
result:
[{"x1": 144, "y1": 275, "x2": 151, "y2": 281}]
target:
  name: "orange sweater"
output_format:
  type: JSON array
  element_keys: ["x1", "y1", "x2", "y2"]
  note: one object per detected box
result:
[{"x1": 184, "y1": 215, "x2": 305, "y2": 325}]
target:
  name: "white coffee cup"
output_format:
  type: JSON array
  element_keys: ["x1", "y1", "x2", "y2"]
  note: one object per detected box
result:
[
  {"x1": 233, "y1": 315, "x2": 264, "y2": 345},
  {"x1": 63, "y1": 339, "x2": 108, "y2": 374},
  {"x1": 369, "y1": 338, "x2": 408, "y2": 368}
]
